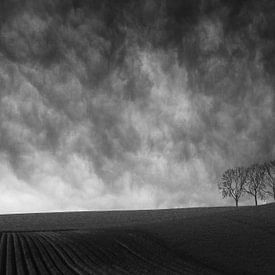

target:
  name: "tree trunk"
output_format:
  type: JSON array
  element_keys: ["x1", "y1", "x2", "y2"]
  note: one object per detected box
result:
[
  {"x1": 254, "y1": 195, "x2": 258, "y2": 206},
  {"x1": 235, "y1": 199, "x2": 238, "y2": 207},
  {"x1": 273, "y1": 186, "x2": 275, "y2": 201}
]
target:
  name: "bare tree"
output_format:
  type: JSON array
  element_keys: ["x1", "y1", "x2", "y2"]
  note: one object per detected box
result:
[
  {"x1": 218, "y1": 167, "x2": 247, "y2": 207},
  {"x1": 244, "y1": 164, "x2": 266, "y2": 206},
  {"x1": 263, "y1": 160, "x2": 275, "y2": 200}
]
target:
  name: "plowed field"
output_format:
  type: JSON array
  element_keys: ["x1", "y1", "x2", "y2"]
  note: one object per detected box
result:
[{"x1": 0, "y1": 204, "x2": 274, "y2": 274}]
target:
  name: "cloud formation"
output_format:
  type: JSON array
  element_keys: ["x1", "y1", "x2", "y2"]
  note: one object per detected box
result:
[{"x1": 0, "y1": 0, "x2": 274, "y2": 212}]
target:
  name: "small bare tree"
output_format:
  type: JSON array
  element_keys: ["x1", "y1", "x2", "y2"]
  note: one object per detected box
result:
[
  {"x1": 244, "y1": 164, "x2": 266, "y2": 206},
  {"x1": 218, "y1": 167, "x2": 247, "y2": 207},
  {"x1": 263, "y1": 161, "x2": 275, "y2": 200}
]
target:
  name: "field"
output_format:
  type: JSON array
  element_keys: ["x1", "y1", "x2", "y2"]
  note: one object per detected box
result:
[{"x1": 0, "y1": 204, "x2": 275, "y2": 274}]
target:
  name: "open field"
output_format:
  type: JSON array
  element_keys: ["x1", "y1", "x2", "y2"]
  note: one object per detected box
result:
[{"x1": 0, "y1": 204, "x2": 275, "y2": 274}]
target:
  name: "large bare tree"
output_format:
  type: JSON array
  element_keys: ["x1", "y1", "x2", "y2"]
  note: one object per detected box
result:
[
  {"x1": 218, "y1": 167, "x2": 247, "y2": 207},
  {"x1": 244, "y1": 164, "x2": 266, "y2": 206},
  {"x1": 263, "y1": 160, "x2": 275, "y2": 200}
]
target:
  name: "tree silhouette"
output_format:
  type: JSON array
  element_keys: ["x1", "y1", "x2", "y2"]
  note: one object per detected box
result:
[
  {"x1": 218, "y1": 167, "x2": 247, "y2": 207},
  {"x1": 244, "y1": 164, "x2": 266, "y2": 206},
  {"x1": 263, "y1": 160, "x2": 275, "y2": 200}
]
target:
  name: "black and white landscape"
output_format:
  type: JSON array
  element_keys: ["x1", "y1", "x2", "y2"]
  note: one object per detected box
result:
[
  {"x1": 0, "y1": 0, "x2": 275, "y2": 274},
  {"x1": 1, "y1": 204, "x2": 275, "y2": 274}
]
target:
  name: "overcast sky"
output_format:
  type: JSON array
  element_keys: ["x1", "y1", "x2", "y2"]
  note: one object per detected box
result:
[{"x1": 0, "y1": 0, "x2": 274, "y2": 213}]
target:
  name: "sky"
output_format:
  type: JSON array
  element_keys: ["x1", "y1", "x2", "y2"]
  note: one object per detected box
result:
[{"x1": 0, "y1": 0, "x2": 274, "y2": 213}]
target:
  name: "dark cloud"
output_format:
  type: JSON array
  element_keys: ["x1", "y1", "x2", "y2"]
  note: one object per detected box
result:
[{"x1": 0, "y1": 0, "x2": 274, "y2": 212}]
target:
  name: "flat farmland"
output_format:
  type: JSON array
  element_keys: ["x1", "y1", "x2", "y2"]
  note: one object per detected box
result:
[{"x1": 0, "y1": 204, "x2": 275, "y2": 274}]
